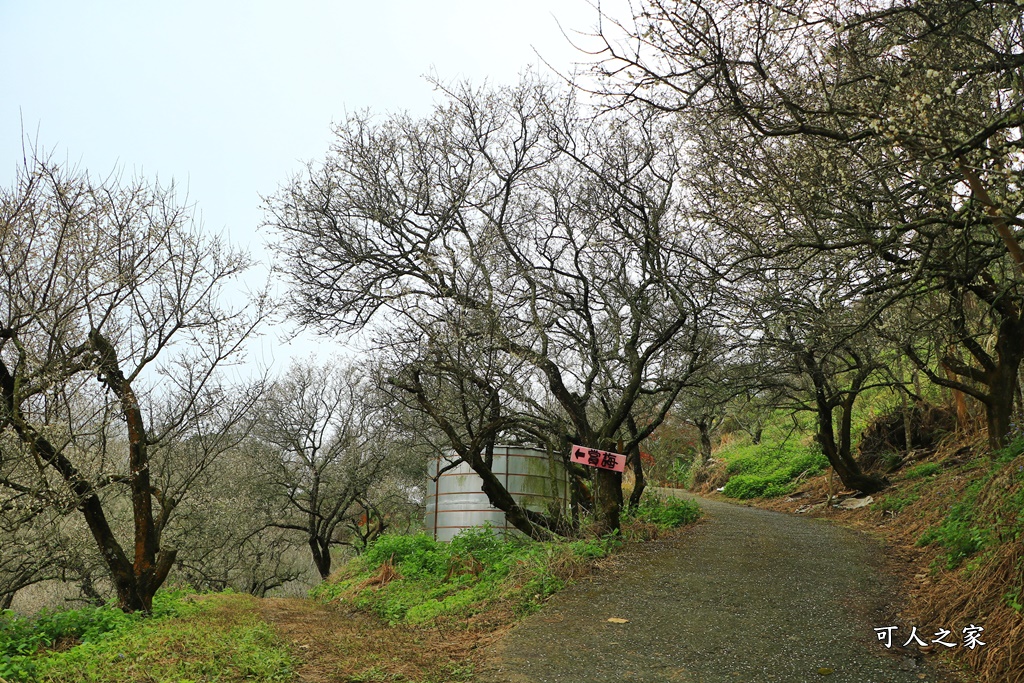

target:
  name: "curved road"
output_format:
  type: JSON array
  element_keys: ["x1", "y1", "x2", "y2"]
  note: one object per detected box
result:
[{"x1": 481, "y1": 492, "x2": 957, "y2": 683}]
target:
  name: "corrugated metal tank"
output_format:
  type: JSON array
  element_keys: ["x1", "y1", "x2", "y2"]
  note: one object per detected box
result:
[{"x1": 425, "y1": 445, "x2": 568, "y2": 542}]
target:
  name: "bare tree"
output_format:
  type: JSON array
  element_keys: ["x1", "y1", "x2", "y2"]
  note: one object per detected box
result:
[
  {"x1": 255, "y1": 360, "x2": 390, "y2": 579},
  {"x1": 0, "y1": 153, "x2": 266, "y2": 612},
  {"x1": 265, "y1": 78, "x2": 722, "y2": 536}
]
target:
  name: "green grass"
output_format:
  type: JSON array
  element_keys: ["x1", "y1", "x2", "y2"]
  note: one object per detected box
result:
[
  {"x1": 1, "y1": 592, "x2": 293, "y2": 683},
  {"x1": 873, "y1": 486, "x2": 922, "y2": 514},
  {"x1": 916, "y1": 438, "x2": 1024, "y2": 570},
  {"x1": 315, "y1": 499, "x2": 702, "y2": 626},
  {"x1": 903, "y1": 462, "x2": 941, "y2": 479},
  {"x1": 313, "y1": 527, "x2": 623, "y2": 625},
  {"x1": 710, "y1": 384, "x2": 953, "y2": 501},
  {"x1": 718, "y1": 437, "x2": 828, "y2": 499},
  {"x1": 624, "y1": 493, "x2": 701, "y2": 528}
]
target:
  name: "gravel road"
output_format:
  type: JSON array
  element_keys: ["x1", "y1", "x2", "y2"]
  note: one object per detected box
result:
[{"x1": 479, "y1": 492, "x2": 959, "y2": 683}]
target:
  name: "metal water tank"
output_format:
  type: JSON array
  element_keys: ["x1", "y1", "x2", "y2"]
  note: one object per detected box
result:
[{"x1": 425, "y1": 445, "x2": 568, "y2": 541}]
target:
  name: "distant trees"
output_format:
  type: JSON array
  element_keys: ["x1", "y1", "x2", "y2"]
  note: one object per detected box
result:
[
  {"x1": 0, "y1": 155, "x2": 266, "y2": 612},
  {"x1": 139, "y1": 429, "x2": 316, "y2": 598},
  {"x1": 266, "y1": 78, "x2": 725, "y2": 535},
  {"x1": 0, "y1": 496, "x2": 103, "y2": 609},
  {"x1": 254, "y1": 361, "x2": 393, "y2": 579}
]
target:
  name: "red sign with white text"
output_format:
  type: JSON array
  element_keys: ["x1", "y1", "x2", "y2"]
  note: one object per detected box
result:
[{"x1": 570, "y1": 445, "x2": 626, "y2": 473}]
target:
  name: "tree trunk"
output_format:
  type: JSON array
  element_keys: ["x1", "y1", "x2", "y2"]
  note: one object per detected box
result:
[
  {"x1": 901, "y1": 390, "x2": 913, "y2": 454},
  {"x1": 984, "y1": 317, "x2": 1024, "y2": 451},
  {"x1": 591, "y1": 467, "x2": 622, "y2": 536},
  {"x1": 10, "y1": 419, "x2": 173, "y2": 612},
  {"x1": 310, "y1": 537, "x2": 332, "y2": 579},
  {"x1": 816, "y1": 401, "x2": 886, "y2": 494},
  {"x1": 467, "y1": 451, "x2": 558, "y2": 540},
  {"x1": 627, "y1": 445, "x2": 646, "y2": 511},
  {"x1": 90, "y1": 331, "x2": 176, "y2": 612},
  {"x1": 943, "y1": 350, "x2": 971, "y2": 431},
  {"x1": 568, "y1": 468, "x2": 589, "y2": 529},
  {"x1": 698, "y1": 424, "x2": 713, "y2": 467}
]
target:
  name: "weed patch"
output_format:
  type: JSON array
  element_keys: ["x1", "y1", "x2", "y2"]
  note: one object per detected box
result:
[
  {"x1": 624, "y1": 494, "x2": 701, "y2": 529},
  {"x1": 873, "y1": 488, "x2": 921, "y2": 515},
  {"x1": 915, "y1": 438, "x2": 1024, "y2": 570}
]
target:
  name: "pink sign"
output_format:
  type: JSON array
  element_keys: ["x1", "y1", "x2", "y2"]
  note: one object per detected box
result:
[{"x1": 571, "y1": 445, "x2": 626, "y2": 472}]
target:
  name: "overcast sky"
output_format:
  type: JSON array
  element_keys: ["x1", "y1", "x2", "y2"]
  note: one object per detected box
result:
[{"x1": 1, "y1": 0, "x2": 623, "y2": 370}]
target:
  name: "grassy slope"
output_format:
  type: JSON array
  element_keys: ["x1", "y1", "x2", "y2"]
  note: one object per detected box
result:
[
  {"x1": 874, "y1": 439, "x2": 1024, "y2": 683},
  {"x1": 313, "y1": 495, "x2": 701, "y2": 627}
]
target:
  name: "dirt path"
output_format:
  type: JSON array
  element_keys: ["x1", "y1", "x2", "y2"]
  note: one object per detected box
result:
[
  {"x1": 479, "y1": 492, "x2": 961, "y2": 683},
  {"x1": 258, "y1": 598, "x2": 358, "y2": 683},
  {"x1": 258, "y1": 596, "x2": 481, "y2": 683}
]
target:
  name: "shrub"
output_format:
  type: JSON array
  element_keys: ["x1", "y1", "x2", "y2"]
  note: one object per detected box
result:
[
  {"x1": 722, "y1": 472, "x2": 791, "y2": 499},
  {"x1": 361, "y1": 532, "x2": 449, "y2": 578}
]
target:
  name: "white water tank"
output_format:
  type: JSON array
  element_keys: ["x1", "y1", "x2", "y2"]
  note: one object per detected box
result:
[{"x1": 425, "y1": 445, "x2": 569, "y2": 542}]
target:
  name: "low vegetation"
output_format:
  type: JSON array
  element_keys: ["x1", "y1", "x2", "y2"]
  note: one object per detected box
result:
[
  {"x1": 704, "y1": 424, "x2": 829, "y2": 500},
  {"x1": 913, "y1": 439, "x2": 1023, "y2": 569},
  {"x1": 624, "y1": 494, "x2": 702, "y2": 529},
  {"x1": 313, "y1": 496, "x2": 701, "y2": 626},
  {"x1": 312, "y1": 529, "x2": 615, "y2": 624},
  {"x1": 0, "y1": 592, "x2": 292, "y2": 683}
]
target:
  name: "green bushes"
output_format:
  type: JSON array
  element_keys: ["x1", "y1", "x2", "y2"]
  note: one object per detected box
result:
[
  {"x1": 0, "y1": 592, "x2": 191, "y2": 682},
  {"x1": 722, "y1": 472, "x2": 787, "y2": 499},
  {"x1": 1, "y1": 606, "x2": 130, "y2": 658},
  {"x1": 361, "y1": 532, "x2": 449, "y2": 577}
]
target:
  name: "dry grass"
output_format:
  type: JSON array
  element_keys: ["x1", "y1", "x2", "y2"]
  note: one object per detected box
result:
[
  {"x1": 691, "y1": 458, "x2": 728, "y2": 492},
  {"x1": 258, "y1": 597, "x2": 481, "y2": 683},
  {"x1": 620, "y1": 518, "x2": 662, "y2": 542},
  {"x1": 357, "y1": 557, "x2": 403, "y2": 589}
]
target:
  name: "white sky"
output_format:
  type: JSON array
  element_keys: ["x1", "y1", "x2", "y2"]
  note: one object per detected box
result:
[{"x1": 1, "y1": 0, "x2": 623, "y2": 373}]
